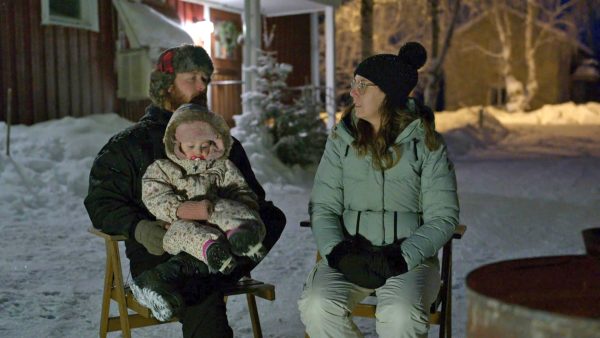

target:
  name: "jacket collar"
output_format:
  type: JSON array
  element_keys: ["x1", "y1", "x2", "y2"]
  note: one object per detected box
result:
[
  {"x1": 394, "y1": 119, "x2": 422, "y2": 144},
  {"x1": 139, "y1": 104, "x2": 173, "y2": 126}
]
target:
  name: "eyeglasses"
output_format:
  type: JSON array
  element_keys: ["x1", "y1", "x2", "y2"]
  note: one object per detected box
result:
[{"x1": 350, "y1": 79, "x2": 377, "y2": 95}]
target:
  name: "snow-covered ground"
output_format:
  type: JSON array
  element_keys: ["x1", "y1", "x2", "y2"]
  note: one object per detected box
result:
[{"x1": 1, "y1": 103, "x2": 600, "y2": 338}]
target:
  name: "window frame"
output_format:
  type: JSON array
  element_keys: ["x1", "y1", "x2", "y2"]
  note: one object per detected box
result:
[{"x1": 41, "y1": 0, "x2": 99, "y2": 32}]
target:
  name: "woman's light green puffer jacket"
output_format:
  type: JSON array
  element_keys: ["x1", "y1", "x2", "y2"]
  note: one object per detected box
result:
[{"x1": 309, "y1": 112, "x2": 460, "y2": 270}]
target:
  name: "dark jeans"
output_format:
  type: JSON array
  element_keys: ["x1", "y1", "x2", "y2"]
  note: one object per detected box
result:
[
  {"x1": 180, "y1": 280, "x2": 233, "y2": 338},
  {"x1": 128, "y1": 202, "x2": 286, "y2": 337},
  {"x1": 130, "y1": 261, "x2": 232, "y2": 338}
]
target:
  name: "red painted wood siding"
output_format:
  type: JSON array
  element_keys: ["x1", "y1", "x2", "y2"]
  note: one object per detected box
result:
[
  {"x1": 0, "y1": 0, "x2": 117, "y2": 125},
  {"x1": 167, "y1": 0, "x2": 204, "y2": 23},
  {"x1": 266, "y1": 14, "x2": 311, "y2": 88}
]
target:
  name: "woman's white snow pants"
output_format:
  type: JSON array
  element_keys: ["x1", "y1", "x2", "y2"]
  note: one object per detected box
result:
[{"x1": 298, "y1": 257, "x2": 440, "y2": 338}]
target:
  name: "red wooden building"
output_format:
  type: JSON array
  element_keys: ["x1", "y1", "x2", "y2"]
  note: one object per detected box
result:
[{"x1": 0, "y1": 0, "x2": 332, "y2": 125}]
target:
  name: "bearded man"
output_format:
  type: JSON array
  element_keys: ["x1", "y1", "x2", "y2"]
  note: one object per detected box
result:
[{"x1": 84, "y1": 45, "x2": 286, "y2": 338}]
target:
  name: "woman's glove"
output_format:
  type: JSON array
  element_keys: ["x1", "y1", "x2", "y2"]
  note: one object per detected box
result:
[
  {"x1": 326, "y1": 236, "x2": 409, "y2": 289},
  {"x1": 325, "y1": 238, "x2": 359, "y2": 270},
  {"x1": 336, "y1": 251, "x2": 389, "y2": 289},
  {"x1": 134, "y1": 220, "x2": 168, "y2": 255},
  {"x1": 380, "y1": 241, "x2": 409, "y2": 276},
  {"x1": 176, "y1": 200, "x2": 214, "y2": 220}
]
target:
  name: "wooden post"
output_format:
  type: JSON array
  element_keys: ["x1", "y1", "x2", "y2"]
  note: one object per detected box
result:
[{"x1": 5, "y1": 88, "x2": 12, "y2": 157}]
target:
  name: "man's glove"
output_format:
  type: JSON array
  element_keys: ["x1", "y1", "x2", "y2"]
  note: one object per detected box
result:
[
  {"x1": 134, "y1": 220, "x2": 168, "y2": 255},
  {"x1": 177, "y1": 200, "x2": 214, "y2": 220}
]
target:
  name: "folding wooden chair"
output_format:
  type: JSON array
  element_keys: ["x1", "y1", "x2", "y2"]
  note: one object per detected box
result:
[
  {"x1": 89, "y1": 227, "x2": 276, "y2": 338},
  {"x1": 300, "y1": 222, "x2": 466, "y2": 338}
]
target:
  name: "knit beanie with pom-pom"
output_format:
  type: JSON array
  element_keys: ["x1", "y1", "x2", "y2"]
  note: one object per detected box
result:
[{"x1": 354, "y1": 41, "x2": 427, "y2": 108}]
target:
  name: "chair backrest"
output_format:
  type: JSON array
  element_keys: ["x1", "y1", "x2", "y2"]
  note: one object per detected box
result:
[{"x1": 300, "y1": 222, "x2": 466, "y2": 338}]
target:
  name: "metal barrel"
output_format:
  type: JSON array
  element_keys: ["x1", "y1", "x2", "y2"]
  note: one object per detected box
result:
[{"x1": 466, "y1": 255, "x2": 600, "y2": 338}]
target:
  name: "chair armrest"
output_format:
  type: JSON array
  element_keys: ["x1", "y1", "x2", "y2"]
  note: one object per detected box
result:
[
  {"x1": 88, "y1": 227, "x2": 127, "y2": 242},
  {"x1": 453, "y1": 224, "x2": 466, "y2": 240}
]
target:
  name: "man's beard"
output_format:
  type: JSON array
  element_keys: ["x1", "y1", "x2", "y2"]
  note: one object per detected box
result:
[{"x1": 168, "y1": 87, "x2": 208, "y2": 111}]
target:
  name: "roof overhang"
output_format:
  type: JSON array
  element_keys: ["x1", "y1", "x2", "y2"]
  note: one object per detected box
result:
[
  {"x1": 184, "y1": 0, "x2": 341, "y2": 17},
  {"x1": 113, "y1": 0, "x2": 192, "y2": 55}
]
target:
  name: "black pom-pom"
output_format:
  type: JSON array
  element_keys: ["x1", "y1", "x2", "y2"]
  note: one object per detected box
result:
[{"x1": 397, "y1": 42, "x2": 427, "y2": 69}]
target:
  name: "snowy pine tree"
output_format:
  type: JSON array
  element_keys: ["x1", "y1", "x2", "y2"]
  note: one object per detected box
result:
[
  {"x1": 232, "y1": 19, "x2": 327, "y2": 182},
  {"x1": 233, "y1": 48, "x2": 292, "y2": 149},
  {"x1": 273, "y1": 86, "x2": 328, "y2": 166},
  {"x1": 232, "y1": 48, "x2": 296, "y2": 183}
]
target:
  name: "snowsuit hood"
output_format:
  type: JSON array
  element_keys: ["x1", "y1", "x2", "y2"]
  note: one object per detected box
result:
[{"x1": 163, "y1": 103, "x2": 233, "y2": 172}]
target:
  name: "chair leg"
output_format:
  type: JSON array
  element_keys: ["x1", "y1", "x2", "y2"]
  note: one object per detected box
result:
[
  {"x1": 439, "y1": 284, "x2": 447, "y2": 338},
  {"x1": 246, "y1": 293, "x2": 263, "y2": 338},
  {"x1": 107, "y1": 240, "x2": 132, "y2": 338},
  {"x1": 446, "y1": 261, "x2": 452, "y2": 338},
  {"x1": 439, "y1": 240, "x2": 452, "y2": 338},
  {"x1": 439, "y1": 240, "x2": 453, "y2": 338},
  {"x1": 99, "y1": 241, "x2": 113, "y2": 338},
  {"x1": 446, "y1": 290, "x2": 452, "y2": 338}
]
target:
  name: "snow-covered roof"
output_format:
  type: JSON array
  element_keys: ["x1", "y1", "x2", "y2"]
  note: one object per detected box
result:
[
  {"x1": 572, "y1": 59, "x2": 600, "y2": 81},
  {"x1": 112, "y1": 0, "x2": 193, "y2": 56},
  {"x1": 186, "y1": 0, "x2": 341, "y2": 17}
]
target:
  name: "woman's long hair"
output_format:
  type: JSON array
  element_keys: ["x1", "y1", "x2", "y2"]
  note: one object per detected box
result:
[{"x1": 342, "y1": 97, "x2": 441, "y2": 170}]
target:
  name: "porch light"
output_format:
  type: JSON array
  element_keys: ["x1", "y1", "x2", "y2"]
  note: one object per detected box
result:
[{"x1": 184, "y1": 19, "x2": 214, "y2": 51}]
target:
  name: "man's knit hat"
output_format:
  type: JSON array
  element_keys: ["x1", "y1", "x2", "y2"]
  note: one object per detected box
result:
[
  {"x1": 149, "y1": 44, "x2": 214, "y2": 108},
  {"x1": 354, "y1": 41, "x2": 427, "y2": 108}
]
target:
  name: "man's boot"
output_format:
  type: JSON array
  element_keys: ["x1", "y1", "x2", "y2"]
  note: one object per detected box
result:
[{"x1": 130, "y1": 253, "x2": 208, "y2": 321}]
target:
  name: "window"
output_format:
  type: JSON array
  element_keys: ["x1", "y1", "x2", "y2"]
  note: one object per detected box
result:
[
  {"x1": 41, "y1": 0, "x2": 99, "y2": 32},
  {"x1": 489, "y1": 86, "x2": 507, "y2": 106}
]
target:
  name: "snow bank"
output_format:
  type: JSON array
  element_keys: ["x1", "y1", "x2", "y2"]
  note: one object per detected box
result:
[
  {"x1": 436, "y1": 107, "x2": 509, "y2": 156},
  {"x1": 434, "y1": 102, "x2": 600, "y2": 156},
  {"x1": 488, "y1": 102, "x2": 600, "y2": 125},
  {"x1": 0, "y1": 114, "x2": 132, "y2": 216}
]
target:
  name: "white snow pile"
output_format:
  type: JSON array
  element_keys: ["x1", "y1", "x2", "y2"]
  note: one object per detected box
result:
[
  {"x1": 434, "y1": 102, "x2": 600, "y2": 156},
  {"x1": 436, "y1": 107, "x2": 509, "y2": 157},
  {"x1": 0, "y1": 114, "x2": 132, "y2": 214},
  {"x1": 489, "y1": 102, "x2": 600, "y2": 125}
]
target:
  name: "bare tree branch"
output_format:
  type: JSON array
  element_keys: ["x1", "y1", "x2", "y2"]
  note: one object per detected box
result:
[{"x1": 462, "y1": 40, "x2": 504, "y2": 58}]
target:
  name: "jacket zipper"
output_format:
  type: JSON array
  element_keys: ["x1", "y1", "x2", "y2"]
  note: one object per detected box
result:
[{"x1": 381, "y1": 169, "x2": 386, "y2": 245}]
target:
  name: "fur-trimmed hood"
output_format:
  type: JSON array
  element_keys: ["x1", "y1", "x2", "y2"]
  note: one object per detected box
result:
[{"x1": 163, "y1": 103, "x2": 232, "y2": 172}]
